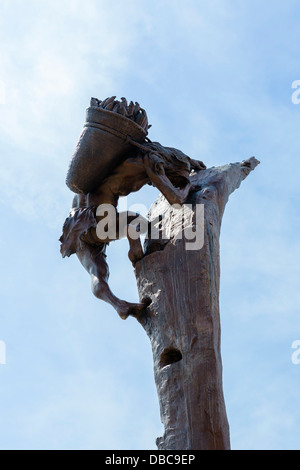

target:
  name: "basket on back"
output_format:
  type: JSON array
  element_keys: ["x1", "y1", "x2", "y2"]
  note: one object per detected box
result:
[{"x1": 66, "y1": 96, "x2": 150, "y2": 194}]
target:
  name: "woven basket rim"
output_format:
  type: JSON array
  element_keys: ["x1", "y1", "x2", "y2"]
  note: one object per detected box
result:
[{"x1": 86, "y1": 106, "x2": 148, "y2": 138}]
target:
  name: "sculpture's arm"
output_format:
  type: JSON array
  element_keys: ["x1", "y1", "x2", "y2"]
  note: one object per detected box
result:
[{"x1": 143, "y1": 153, "x2": 192, "y2": 206}]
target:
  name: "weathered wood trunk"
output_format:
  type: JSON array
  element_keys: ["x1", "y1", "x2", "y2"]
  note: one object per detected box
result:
[{"x1": 134, "y1": 158, "x2": 259, "y2": 450}]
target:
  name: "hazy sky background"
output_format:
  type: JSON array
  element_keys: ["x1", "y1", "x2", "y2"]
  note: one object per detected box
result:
[{"x1": 0, "y1": 0, "x2": 299, "y2": 450}]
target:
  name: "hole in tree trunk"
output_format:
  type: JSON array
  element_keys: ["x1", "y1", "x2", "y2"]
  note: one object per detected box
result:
[{"x1": 160, "y1": 347, "x2": 182, "y2": 368}]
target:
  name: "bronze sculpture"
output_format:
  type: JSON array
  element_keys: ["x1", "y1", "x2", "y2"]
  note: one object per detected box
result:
[{"x1": 60, "y1": 96, "x2": 259, "y2": 450}]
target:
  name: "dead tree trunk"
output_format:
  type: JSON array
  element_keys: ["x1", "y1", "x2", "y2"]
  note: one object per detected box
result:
[{"x1": 134, "y1": 157, "x2": 259, "y2": 450}]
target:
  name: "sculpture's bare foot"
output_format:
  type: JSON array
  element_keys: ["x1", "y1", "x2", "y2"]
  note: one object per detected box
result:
[{"x1": 117, "y1": 297, "x2": 151, "y2": 320}]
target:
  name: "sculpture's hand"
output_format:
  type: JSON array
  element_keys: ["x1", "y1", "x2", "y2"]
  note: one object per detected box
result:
[
  {"x1": 178, "y1": 181, "x2": 193, "y2": 200},
  {"x1": 190, "y1": 158, "x2": 206, "y2": 171}
]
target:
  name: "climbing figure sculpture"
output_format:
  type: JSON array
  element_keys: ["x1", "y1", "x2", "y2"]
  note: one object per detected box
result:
[{"x1": 59, "y1": 96, "x2": 206, "y2": 319}]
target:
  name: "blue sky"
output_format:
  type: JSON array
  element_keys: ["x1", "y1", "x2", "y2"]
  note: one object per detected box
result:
[{"x1": 0, "y1": 0, "x2": 299, "y2": 450}]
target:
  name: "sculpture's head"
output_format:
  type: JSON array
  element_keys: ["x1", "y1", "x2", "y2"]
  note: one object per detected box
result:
[
  {"x1": 145, "y1": 141, "x2": 205, "y2": 188},
  {"x1": 59, "y1": 207, "x2": 97, "y2": 257}
]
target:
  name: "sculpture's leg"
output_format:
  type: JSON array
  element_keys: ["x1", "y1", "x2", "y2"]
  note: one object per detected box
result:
[
  {"x1": 127, "y1": 231, "x2": 144, "y2": 266},
  {"x1": 76, "y1": 243, "x2": 149, "y2": 319},
  {"x1": 116, "y1": 212, "x2": 146, "y2": 266}
]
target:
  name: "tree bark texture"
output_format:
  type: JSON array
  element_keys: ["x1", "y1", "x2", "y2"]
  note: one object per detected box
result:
[{"x1": 134, "y1": 158, "x2": 260, "y2": 450}]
